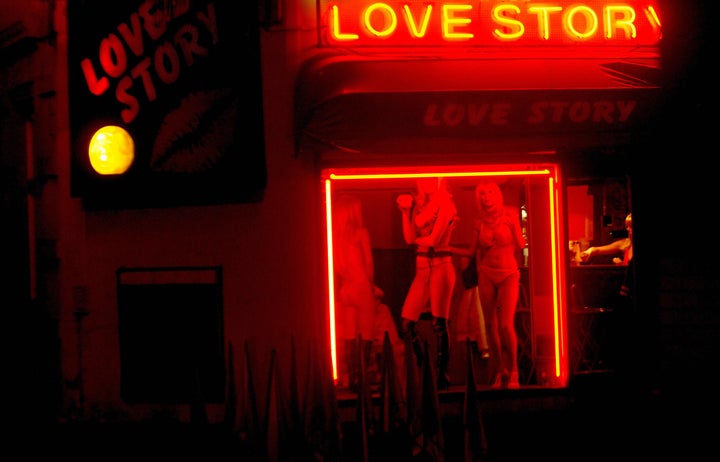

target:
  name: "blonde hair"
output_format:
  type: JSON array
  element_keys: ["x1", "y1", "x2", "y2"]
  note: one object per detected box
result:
[
  {"x1": 474, "y1": 182, "x2": 505, "y2": 220},
  {"x1": 333, "y1": 195, "x2": 364, "y2": 239}
]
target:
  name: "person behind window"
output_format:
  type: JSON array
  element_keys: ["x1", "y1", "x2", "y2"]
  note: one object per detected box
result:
[
  {"x1": 580, "y1": 213, "x2": 633, "y2": 267},
  {"x1": 396, "y1": 177, "x2": 457, "y2": 389},
  {"x1": 580, "y1": 212, "x2": 634, "y2": 300},
  {"x1": 455, "y1": 182, "x2": 527, "y2": 389},
  {"x1": 332, "y1": 194, "x2": 379, "y2": 390},
  {"x1": 579, "y1": 213, "x2": 636, "y2": 383}
]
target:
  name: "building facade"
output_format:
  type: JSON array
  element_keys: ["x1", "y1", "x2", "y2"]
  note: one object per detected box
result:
[{"x1": 1, "y1": 1, "x2": 714, "y2": 453}]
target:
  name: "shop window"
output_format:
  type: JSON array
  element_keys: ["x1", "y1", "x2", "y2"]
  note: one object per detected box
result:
[
  {"x1": 323, "y1": 164, "x2": 569, "y2": 391},
  {"x1": 566, "y1": 176, "x2": 632, "y2": 374},
  {"x1": 117, "y1": 267, "x2": 225, "y2": 404}
]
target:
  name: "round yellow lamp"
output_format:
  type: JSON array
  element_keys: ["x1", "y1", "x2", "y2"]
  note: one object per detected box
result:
[{"x1": 88, "y1": 125, "x2": 134, "y2": 175}]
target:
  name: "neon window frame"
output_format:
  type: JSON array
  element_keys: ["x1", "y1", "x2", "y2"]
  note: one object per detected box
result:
[{"x1": 322, "y1": 163, "x2": 570, "y2": 388}]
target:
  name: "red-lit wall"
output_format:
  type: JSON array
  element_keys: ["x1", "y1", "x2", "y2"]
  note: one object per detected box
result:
[{"x1": 3, "y1": 0, "x2": 330, "y2": 422}]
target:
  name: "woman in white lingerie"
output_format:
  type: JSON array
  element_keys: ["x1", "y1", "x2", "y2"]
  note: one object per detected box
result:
[{"x1": 465, "y1": 182, "x2": 527, "y2": 389}]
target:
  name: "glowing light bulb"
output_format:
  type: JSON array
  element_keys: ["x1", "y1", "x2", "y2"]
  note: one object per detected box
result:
[{"x1": 88, "y1": 125, "x2": 134, "y2": 175}]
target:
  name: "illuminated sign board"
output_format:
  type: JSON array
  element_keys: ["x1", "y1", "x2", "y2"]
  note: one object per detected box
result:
[
  {"x1": 69, "y1": 0, "x2": 267, "y2": 210},
  {"x1": 319, "y1": 1, "x2": 662, "y2": 48}
]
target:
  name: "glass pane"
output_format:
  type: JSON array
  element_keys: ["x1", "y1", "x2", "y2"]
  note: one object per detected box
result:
[{"x1": 323, "y1": 164, "x2": 568, "y2": 392}]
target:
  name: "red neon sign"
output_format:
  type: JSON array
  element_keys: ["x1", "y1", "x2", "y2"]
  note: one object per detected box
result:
[{"x1": 321, "y1": 1, "x2": 662, "y2": 47}]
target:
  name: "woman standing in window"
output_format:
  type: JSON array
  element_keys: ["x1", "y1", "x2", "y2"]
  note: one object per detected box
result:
[
  {"x1": 396, "y1": 177, "x2": 457, "y2": 389},
  {"x1": 457, "y1": 182, "x2": 527, "y2": 389},
  {"x1": 333, "y1": 194, "x2": 378, "y2": 390}
]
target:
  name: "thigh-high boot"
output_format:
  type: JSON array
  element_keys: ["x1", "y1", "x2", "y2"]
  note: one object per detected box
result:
[{"x1": 435, "y1": 317, "x2": 451, "y2": 390}]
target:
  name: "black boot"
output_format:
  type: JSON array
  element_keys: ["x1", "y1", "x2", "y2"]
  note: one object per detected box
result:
[
  {"x1": 435, "y1": 318, "x2": 451, "y2": 390},
  {"x1": 402, "y1": 320, "x2": 423, "y2": 367}
]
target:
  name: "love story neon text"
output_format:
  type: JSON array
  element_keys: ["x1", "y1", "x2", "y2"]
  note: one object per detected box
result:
[{"x1": 324, "y1": 1, "x2": 661, "y2": 46}]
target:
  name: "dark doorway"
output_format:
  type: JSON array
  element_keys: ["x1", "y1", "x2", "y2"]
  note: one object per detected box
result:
[{"x1": 117, "y1": 267, "x2": 225, "y2": 404}]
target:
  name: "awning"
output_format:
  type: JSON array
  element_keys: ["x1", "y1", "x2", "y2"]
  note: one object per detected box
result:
[{"x1": 294, "y1": 53, "x2": 663, "y2": 158}]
